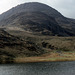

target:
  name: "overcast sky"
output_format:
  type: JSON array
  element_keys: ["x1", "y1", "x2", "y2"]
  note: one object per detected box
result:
[{"x1": 0, "y1": 0, "x2": 75, "y2": 19}]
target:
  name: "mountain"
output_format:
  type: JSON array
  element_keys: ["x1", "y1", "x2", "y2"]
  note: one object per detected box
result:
[
  {"x1": 0, "y1": 2, "x2": 75, "y2": 36},
  {"x1": 0, "y1": 2, "x2": 75, "y2": 63}
]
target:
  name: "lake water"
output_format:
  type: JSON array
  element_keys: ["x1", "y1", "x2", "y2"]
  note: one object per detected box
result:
[{"x1": 0, "y1": 61, "x2": 75, "y2": 75}]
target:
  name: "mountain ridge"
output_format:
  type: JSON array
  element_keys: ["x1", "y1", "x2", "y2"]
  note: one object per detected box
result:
[{"x1": 0, "y1": 2, "x2": 64, "y2": 20}]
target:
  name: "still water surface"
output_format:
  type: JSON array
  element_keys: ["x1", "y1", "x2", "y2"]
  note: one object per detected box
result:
[{"x1": 0, "y1": 61, "x2": 75, "y2": 75}]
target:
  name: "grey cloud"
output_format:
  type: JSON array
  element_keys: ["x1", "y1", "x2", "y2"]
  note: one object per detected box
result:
[{"x1": 49, "y1": 0, "x2": 75, "y2": 18}]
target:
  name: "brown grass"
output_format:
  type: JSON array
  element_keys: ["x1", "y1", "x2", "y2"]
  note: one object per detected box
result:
[{"x1": 14, "y1": 52, "x2": 75, "y2": 63}]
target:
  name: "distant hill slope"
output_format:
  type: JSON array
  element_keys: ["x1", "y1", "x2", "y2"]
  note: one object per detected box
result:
[
  {"x1": 0, "y1": 2, "x2": 75, "y2": 36},
  {"x1": 1, "y1": 12, "x2": 74, "y2": 36}
]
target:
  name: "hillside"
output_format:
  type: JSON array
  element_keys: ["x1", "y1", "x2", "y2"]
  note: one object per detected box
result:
[
  {"x1": 0, "y1": 2, "x2": 75, "y2": 63},
  {"x1": 0, "y1": 2, "x2": 75, "y2": 36},
  {"x1": 0, "y1": 29, "x2": 45, "y2": 63},
  {"x1": 0, "y1": 29, "x2": 75, "y2": 63}
]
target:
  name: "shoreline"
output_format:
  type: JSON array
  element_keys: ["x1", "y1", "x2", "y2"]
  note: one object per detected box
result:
[
  {"x1": 0, "y1": 52, "x2": 75, "y2": 64},
  {"x1": 14, "y1": 52, "x2": 75, "y2": 63},
  {"x1": 14, "y1": 57, "x2": 75, "y2": 63}
]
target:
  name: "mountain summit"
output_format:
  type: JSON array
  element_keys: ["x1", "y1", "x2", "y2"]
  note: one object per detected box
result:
[{"x1": 0, "y1": 2, "x2": 75, "y2": 36}]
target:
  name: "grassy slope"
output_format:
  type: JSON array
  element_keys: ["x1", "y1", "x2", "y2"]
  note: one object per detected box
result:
[
  {"x1": 0, "y1": 30, "x2": 75, "y2": 63},
  {"x1": 6, "y1": 31, "x2": 75, "y2": 63}
]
